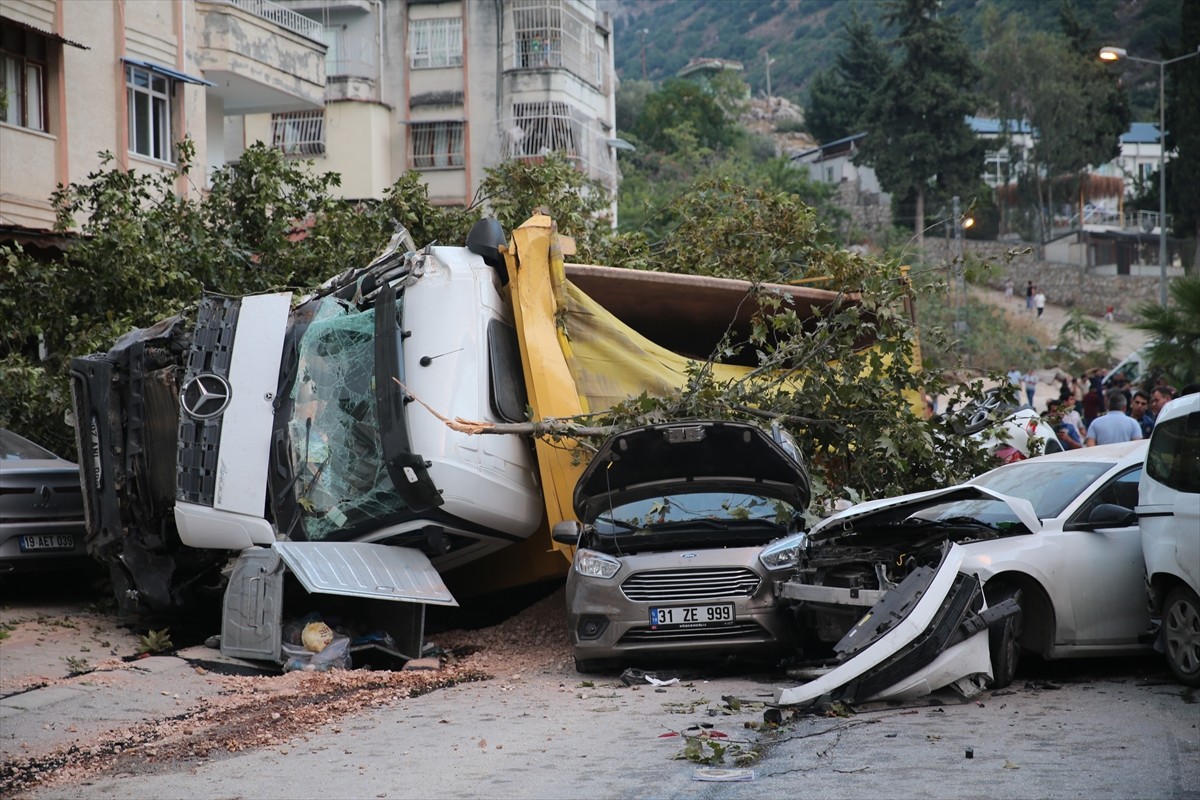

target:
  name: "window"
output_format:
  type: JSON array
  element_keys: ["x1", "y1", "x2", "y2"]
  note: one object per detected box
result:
[
  {"x1": 1147, "y1": 411, "x2": 1200, "y2": 494},
  {"x1": 272, "y1": 110, "x2": 325, "y2": 156},
  {"x1": 126, "y1": 64, "x2": 172, "y2": 161},
  {"x1": 508, "y1": 101, "x2": 578, "y2": 159},
  {"x1": 0, "y1": 23, "x2": 48, "y2": 131},
  {"x1": 409, "y1": 18, "x2": 462, "y2": 69},
  {"x1": 410, "y1": 121, "x2": 464, "y2": 168},
  {"x1": 510, "y1": 0, "x2": 593, "y2": 81}
]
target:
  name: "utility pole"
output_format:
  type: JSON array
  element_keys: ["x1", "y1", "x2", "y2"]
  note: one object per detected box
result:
[
  {"x1": 640, "y1": 29, "x2": 649, "y2": 80},
  {"x1": 765, "y1": 50, "x2": 773, "y2": 102}
]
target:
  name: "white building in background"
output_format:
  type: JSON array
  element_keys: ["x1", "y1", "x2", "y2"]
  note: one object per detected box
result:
[
  {"x1": 250, "y1": 0, "x2": 619, "y2": 207},
  {"x1": 0, "y1": 0, "x2": 325, "y2": 233}
]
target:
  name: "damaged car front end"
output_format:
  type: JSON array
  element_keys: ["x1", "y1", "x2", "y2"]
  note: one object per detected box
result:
[{"x1": 775, "y1": 443, "x2": 1152, "y2": 707}]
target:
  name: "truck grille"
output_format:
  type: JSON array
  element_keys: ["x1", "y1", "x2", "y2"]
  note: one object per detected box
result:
[
  {"x1": 621, "y1": 567, "x2": 761, "y2": 602},
  {"x1": 176, "y1": 296, "x2": 240, "y2": 506}
]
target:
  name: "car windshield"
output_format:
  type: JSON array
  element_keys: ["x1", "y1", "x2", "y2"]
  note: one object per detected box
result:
[
  {"x1": 912, "y1": 459, "x2": 1112, "y2": 524},
  {"x1": 594, "y1": 491, "x2": 796, "y2": 535}
]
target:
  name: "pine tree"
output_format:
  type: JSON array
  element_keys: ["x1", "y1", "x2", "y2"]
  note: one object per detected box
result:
[{"x1": 857, "y1": 0, "x2": 983, "y2": 245}]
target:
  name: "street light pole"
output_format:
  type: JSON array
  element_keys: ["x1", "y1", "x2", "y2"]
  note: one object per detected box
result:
[
  {"x1": 765, "y1": 50, "x2": 774, "y2": 102},
  {"x1": 1100, "y1": 45, "x2": 1200, "y2": 307},
  {"x1": 639, "y1": 29, "x2": 649, "y2": 81}
]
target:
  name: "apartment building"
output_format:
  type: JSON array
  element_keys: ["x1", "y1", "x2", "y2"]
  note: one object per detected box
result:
[
  {"x1": 0, "y1": 0, "x2": 325, "y2": 235},
  {"x1": 250, "y1": 0, "x2": 618, "y2": 206}
]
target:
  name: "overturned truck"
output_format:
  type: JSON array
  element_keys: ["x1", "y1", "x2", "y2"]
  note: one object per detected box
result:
[{"x1": 69, "y1": 215, "x2": 858, "y2": 651}]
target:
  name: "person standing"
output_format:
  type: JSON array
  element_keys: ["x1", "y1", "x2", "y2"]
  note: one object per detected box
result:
[
  {"x1": 1046, "y1": 399, "x2": 1084, "y2": 450},
  {"x1": 1004, "y1": 278, "x2": 1014, "y2": 302},
  {"x1": 1022, "y1": 367, "x2": 1038, "y2": 406},
  {"x1": 1025, "y1": 281, "x2": 1034, "y2": 313},
  {"x1": 1034, "y1": 288, "x2": 1046, "y2": 318},
  {"x1": 1149, "y1": 385, "x2": 1175, "y2": 424},
  {"x1": 1085, "y1": 391, "x2": 1143, "y2": 445},
  {"x1": 1130, "y1": 390, "x2": 1154, "y2": 437}
]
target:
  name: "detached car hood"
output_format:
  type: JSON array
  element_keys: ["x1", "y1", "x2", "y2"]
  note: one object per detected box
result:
[
  {"x1": 809, "y1": 484, "x2": 1043, "y2": 541},
  {"x1": 572, "y1": 420, "x2": 810, "y2": 522}
]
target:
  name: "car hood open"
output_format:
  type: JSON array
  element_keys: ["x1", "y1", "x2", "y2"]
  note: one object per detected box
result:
[
  {"x1": 808, "y1": 484, "x2": 1043, "y2": 541},
  {"x1": 572, "y1": 420, "x2": 810, "y2": 522}
]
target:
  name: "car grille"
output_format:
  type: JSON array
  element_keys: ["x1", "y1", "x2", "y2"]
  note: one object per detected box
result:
[
  {"x1": 621, "y1": 567, "x2": 761, "y2": 602},
  {"x1": 619, "y1": 621, "x2": 767, "y2": 644}
]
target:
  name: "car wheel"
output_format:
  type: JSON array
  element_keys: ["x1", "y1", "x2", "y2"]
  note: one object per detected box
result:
[
  {"x1": 986, "y1": 584, "x2": 1023, "y2": 689},
  {"x1": 1162, "y1": 585, "x2": 1200, "y2": 688},
  {"x1": 958, "y1": 388, "x2": 1016, "y2": 436}
]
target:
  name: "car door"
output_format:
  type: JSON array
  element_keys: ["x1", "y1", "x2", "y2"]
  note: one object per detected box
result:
[{"x1": 1060, "y1": 467, "x2": 1149, "y2": 645}]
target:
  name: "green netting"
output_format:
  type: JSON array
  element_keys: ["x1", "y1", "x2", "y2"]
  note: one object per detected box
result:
[{"x1": 287, "y1": 299, "x2": 408, "y2": 539}]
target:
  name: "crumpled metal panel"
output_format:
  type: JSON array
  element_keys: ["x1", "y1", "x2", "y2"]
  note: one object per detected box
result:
[{"x1": 273, "y1": 541, "x2": 458, "y2": 606}]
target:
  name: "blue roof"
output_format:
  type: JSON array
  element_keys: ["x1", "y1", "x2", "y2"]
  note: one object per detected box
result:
[{"x1": 1121, "y1": 122, "x2": 1162, "y2": 143}]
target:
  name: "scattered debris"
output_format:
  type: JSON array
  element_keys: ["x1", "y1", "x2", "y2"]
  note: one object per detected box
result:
[{"x1": 693, "y1": 768, "x2": 754, "y2": 782}]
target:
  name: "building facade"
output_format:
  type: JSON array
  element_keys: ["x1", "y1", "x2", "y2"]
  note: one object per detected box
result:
[
  {"x1": 1, "y1": 0, "x2": 325, "y2": 232},
  {"x1": 247, "y1": 0, "x2": 619, "y2": 207},
  {"x1": 2, "y1": 0, "x2": 618, "y2": 236}
]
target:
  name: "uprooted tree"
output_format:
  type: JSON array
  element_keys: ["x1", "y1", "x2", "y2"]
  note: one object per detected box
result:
[{"x1": 0, "y1": 144, "x2": 1002, "y2": 513}]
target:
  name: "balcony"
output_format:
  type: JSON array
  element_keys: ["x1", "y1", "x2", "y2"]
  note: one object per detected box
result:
[{"x1": 195, "y1": 0, "x2": 326, "y2": 115}]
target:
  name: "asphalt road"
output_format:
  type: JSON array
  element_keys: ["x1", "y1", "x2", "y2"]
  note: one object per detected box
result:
[{"x1": 2, "y1": 577, "x2": 1197, "y2": 800}]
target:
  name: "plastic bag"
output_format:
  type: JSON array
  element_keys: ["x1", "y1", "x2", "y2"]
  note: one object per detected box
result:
[{"x1": 281, "y1": 634, "x2": 352, "y2": 673}]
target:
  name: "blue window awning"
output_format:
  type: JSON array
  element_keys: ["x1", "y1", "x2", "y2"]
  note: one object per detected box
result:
[{"x1": 122, "y1": 56, "x2": 212, "y2": 87}]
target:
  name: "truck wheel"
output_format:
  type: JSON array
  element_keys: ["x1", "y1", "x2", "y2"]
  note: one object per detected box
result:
[
  {"x1": 986, "y1": 584, "x2": 1023, "y2": 689},
  {"x1": 1162, "y1": 585, "x2": 1200, "y2": 687}
]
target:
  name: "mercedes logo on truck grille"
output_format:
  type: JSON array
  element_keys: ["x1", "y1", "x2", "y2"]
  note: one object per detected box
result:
[{"x1": 181, "y1": 373, "x2": 232, "y2": 420}]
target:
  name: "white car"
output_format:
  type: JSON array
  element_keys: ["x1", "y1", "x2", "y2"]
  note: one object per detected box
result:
[
  {"x1": 1139, "y1": 392, "x2": 1200, "y2": 686},
  {"x1": 774, "y1": 441, "x2": 1151, "y2": 705}
]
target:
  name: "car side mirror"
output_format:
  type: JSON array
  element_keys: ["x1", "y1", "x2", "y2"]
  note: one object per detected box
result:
[
  {"x1": 551, "y1": 520, "x2": 583, "y2": 545},
  {"x1": 1087, "y1": 503, "x2": 1137, "y2": 528}
]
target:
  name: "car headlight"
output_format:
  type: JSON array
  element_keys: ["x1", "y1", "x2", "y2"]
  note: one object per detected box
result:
[
  {"x1": 759, "y1": 531, "x2": 808, "y2": 571},
  {"x1": 574, "y1": 549, "x2": 621, "y2": 579}
]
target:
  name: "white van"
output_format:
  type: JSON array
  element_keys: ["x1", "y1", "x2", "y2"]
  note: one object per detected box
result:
[
  {"x1": 1104, "y1": 348, "x2": 1148, "y2": 389},
  {"x1": 1138, "y1": 392, "x2": 1200, "y2": 687}
]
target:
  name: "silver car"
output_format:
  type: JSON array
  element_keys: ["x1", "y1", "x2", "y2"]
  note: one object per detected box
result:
[
  {"x1": 0, "y1": 429, "x2": 88, "y2": 576},
  {"x1": 551, "y1": 421, "x2": 811, "y2": 673}
]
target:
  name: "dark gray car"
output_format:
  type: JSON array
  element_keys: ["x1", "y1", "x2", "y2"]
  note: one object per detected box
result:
[{"x1": 0, "y1": 429, "x2": 88, "y2": 575}]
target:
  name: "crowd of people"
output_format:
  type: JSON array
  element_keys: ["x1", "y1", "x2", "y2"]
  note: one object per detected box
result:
[
  {"x1": 1031, "y1": 367, "x2": 1189, "y2": 450},
  {"x1": 1005, "y1": 279, "x2": 1047, "y2": 318}
]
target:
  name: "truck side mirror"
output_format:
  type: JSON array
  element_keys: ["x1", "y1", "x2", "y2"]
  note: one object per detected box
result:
[{"x1": 551, "y1": 520, "x2": 583, "y2": 545}]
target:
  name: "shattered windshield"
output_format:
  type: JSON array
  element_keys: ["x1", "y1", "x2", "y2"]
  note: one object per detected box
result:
[
  {"x1": 285, "y1": 298, "x2": 408, "y2": 540},
  {"x1": 594, "y1": 491, "x2": 796, "y2": 537}
]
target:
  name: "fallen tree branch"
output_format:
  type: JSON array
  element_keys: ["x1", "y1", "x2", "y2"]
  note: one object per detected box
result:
[{"x1": 393, "y1": 378, "x2": 616, "y2": 438}]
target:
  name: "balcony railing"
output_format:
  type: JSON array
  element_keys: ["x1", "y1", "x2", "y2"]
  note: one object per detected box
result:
[{"x1": 221, "y1": 0, "x2": 323, "y2": 42}]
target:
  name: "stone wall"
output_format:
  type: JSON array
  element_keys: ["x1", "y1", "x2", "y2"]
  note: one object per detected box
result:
[{"x1": 925, "y1": 238, "x2": 1161, "y2": 323}]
